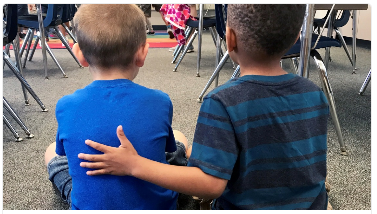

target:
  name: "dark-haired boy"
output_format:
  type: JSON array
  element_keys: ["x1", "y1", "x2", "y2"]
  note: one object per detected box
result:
[
  {"x1": 44, "y1": 4, "x2": 189, "y2": 210},
  {"x1": 79, "y1": 4, "x2": 329, "y2": 210}
]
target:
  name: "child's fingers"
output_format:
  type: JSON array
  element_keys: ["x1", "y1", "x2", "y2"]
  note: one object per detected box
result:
[
  {"x1": 79, "y1": 161, "x2": 105, "y2": 169},
  {"x1": 85, "y1": 139, "x2": 111, "y2": 153},
  {"x1": 86, "y1": 169, "x2": 110, "y2": 176},
  {"x1": 78, "y1": 153, "x2": 106, "y2": 162}
]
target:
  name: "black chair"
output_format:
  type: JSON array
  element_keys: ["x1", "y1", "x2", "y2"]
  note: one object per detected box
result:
[
  {"x1": 60, "y1": 4, "x2": 78, "y2": 44},
  {"x1": 313, "y1": 10, "x2": 353, "y2": 68},
  {"x1": 3, "y1": 5, "x2": 47, "y2": 141},
  {"x1": 171, "y1": 15, "x2": 218, "y2": 75}
]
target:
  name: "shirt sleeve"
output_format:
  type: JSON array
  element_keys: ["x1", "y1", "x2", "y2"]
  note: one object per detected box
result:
[
  {"x1": 55, "y1": 101, "x2": 66, "y2": 156},
  {"x1": 165, "y1": 100, "x2": 177, "y2": 153},
  {"x1": 55, "y1": 126, "x2": 66, "y2": 156},
  {"x1": 187, "y1": 95, "x2": 238, "y2": 180}
]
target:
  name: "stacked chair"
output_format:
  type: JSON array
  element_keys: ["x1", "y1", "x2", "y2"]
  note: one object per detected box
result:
[
  {"x1": 17, "y1": 4, "x2": 82, "y2": 78},
  {"x1": 3, "y1": 4, "x2": 48, "y2": 141}
]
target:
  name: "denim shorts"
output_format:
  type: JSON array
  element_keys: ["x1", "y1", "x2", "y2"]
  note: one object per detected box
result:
[{"x1": 47, "y1": 140, "x2": 188, "y2": 208}]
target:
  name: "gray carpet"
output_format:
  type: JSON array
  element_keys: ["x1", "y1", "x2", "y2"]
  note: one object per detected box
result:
[{"x1": 3, "y1": 27, "x2": 371, "y2": 209}]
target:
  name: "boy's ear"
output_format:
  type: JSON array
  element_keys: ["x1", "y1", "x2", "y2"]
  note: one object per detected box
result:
[
  {"x1": 135, "y1": 43, "x2": 149, "y2": 68},
  {"x1": 72, "y1": 43, "x2": 89, "y2": 67},
  {"x1": 226, "y1": 27, "x2": 237, "y2": 53}
]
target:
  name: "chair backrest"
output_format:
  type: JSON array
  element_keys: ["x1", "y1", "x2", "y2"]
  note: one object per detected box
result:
[
  {"x1": 314, "y1": 10, "x2": 351, "y2": 29},
  {"x1": 61, "y1": 4, "x2": 77, "y2": 23},
  {"x1": 17, "y1": 4, "x2": 62, "y2": 29},
  {"x1": 215, "y1": 4, "x2": 227, "y2": 40},
  {"x1": 3, "y1": 4, "x2": 18, "y2": 45}
]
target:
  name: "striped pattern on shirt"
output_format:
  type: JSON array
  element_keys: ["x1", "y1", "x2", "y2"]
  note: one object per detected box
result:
[{"x1": 188, "y1": 73, "x2": 329, "y2": 210}]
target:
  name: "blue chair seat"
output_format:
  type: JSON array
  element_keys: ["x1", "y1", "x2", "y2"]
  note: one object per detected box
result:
[
  {"x1": 284, "y1": 33, "x2": 341, "y2": 57},
  {"x1": 186, "y1": 17, "x2": 216, "y2": 28}
]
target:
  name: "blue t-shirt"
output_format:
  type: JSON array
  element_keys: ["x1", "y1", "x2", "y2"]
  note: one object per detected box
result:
[
  {"x1": 188, "y1": 73, "x2": 329, "y2": 210},
  {"x1": 55, "y1": 79, "x2": 178, "y2": 210}
]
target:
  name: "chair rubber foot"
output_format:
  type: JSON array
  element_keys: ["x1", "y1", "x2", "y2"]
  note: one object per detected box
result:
[
  {"x1": 15, "y1": 137, "x2": 23, "y2": 142},
  {"x1": 27, "y1": 134, "x2": 34, "y2": 138},
  {"x1": 197, "y1": 98, "x2": 203, "y2": 103},
  {"x1": 24, "y1": 103, "x2": 31, "y2": 106},
  {"x1": 173, "y1": 69, "x2": 177, "y2": 72},
  {"x1": 63, "y1": 75, "x2": 68, "y2": 78},
  {"x1": 196, "y1": 74, "x2": 200, "y2": 77},
  {"x1": 340, "y1": 151, "x2": 348, "y2": 156},
  {"x1": 42, "y1": 108, "x2": 49, "y2": 112}
]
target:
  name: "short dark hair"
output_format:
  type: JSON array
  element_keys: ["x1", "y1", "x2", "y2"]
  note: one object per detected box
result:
[
  {"x1": 227, "y1": 4, "x2": 306, "y2": 56},
  {"x1": 73, "y1": 4, "x2": 146, "y2": 69}
]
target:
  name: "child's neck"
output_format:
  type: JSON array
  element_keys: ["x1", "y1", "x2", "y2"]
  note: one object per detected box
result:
[
  {"x1": 89, "y1": 66, "x2": 137, "y2": 81},
  {"x1": 239, "y1": 60, "x2": 287, "y2": 77}
]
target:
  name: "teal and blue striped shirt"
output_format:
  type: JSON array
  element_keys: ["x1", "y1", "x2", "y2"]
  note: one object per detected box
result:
[{"x1": 188, "y1": 73, "x2": 329, "y2": 210}]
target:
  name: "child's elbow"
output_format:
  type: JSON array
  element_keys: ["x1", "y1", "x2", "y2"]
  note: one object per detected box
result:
[{"x1": 204, "y1": 179, "x2": 227, "y2": 199}]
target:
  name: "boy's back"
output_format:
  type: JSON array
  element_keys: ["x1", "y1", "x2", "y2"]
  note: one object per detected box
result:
[
  {"x1": 55, "y1": 80, "x2": 178, "y2": 209},
  {"x1": 189, "y1": 73, "x2": 329, "y2": 209}
]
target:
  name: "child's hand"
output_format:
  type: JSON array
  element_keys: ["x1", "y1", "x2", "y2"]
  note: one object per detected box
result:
[{"x1": 78, "y1": 125, "x2": 139, "y2": 176}]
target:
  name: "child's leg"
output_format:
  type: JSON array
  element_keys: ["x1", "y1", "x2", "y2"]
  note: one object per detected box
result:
[
  {"x1": 173, "y1": 130, "x2": 191, "y2": 159},
  {"x1": 44, "y1": 142, "x2": 72, "y2": 206},
  {"x1": 145, "y1": 17, "x2": 155, "y2": 34},
  {"x1": 190, "y1": 4, "x2": 197, "y2": 18},
  {"x1": 45, "y1": 142, "x2": 58, "y2": 166}
]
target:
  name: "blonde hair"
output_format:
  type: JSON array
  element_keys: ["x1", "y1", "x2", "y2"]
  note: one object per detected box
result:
[{"x1": 73, "y1": 4, "x2": 146, "y2": 69}]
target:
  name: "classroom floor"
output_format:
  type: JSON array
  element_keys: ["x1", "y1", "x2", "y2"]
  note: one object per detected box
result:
[{"x1": 2, "y1": 11, "x2": 371, "y2": 210}]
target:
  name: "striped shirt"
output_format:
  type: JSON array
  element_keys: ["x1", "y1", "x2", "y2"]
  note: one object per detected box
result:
[{"x1": 188, "y1": 73, "x2": 329, "y2": 210}]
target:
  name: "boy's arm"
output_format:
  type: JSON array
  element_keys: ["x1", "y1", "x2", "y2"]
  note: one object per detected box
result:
[{"x1": 78, "y1": 125, "x2": 228, "y2": 199}]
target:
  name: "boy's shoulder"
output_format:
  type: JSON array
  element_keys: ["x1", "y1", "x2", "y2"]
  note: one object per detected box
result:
[
  {"x1": 56, "y1": 81, "x2": 172, "y2": 108},
  {"x1": 204, "y1": 73, "x2": 322, "y2": 104}
]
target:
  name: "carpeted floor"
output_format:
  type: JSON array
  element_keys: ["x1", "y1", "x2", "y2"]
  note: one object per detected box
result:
[{"x1": 2, "y1": 11, "x2": 371, "y2": 210}]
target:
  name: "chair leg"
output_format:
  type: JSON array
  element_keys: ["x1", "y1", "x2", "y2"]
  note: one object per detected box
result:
[
  {"x1": 291, "y1": 57, "x2": 299, "y2": 72},
  {"x1": 19, "y1": 28, "x2": 32, "y2": 58},
  {"x1": 3, "y1": 97, "x2": 34, "y2": 138},
  {"x1": 334, "y1": 28, "x2": 353, "y2": 67},
  {"x1": 28, "y1": 36, "x2": 40, "y2": 61},
  {"x1": 13, "y1": 34, "x2": 30, "y2": 106},
  {"x1": 359, "y1": 69, "x2": 371, "y2": 95},
  {"x1": 22, "y1": 29, "x2": 35, "y2": 68},
  {"x1": 4, "y1": 44, "x2": 11, "y2": 69},
  {"x1": 43, "y1": 39, "x2": 68, "y2": 78},
  {"x1": 172, "y1": 27, "x2": 193, "y2": 59},
  {"x1": 310, "y1": 49, "x2": 347, "y2": 155},
  {"x1": 209, "y1": 27, "x2": 224, "y2": 58},
  {"x1": 54, "y1": 26, "x2": 83, "y2": 68},
  {"x1": 62, "y1": 22, "x2": 78, "y2": 44},
  {"x1": 231, "y1": 65, "x2": 241, "y2": 79},
  {"x1": 197, "y1": 51, "x2": 229, "y2": 103},
  {"x1": 171, "y1": 28, "x2": 190, "y2": 57},
  {"x1": 3, "y1": 51, "x2": 48, "y2": 112},
  {"x1": 173, "y1": 30, "x2": 198, "y2": 72},
  {"x1": 3, "y1": 114, "x2": 23, "y2": 142}
]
